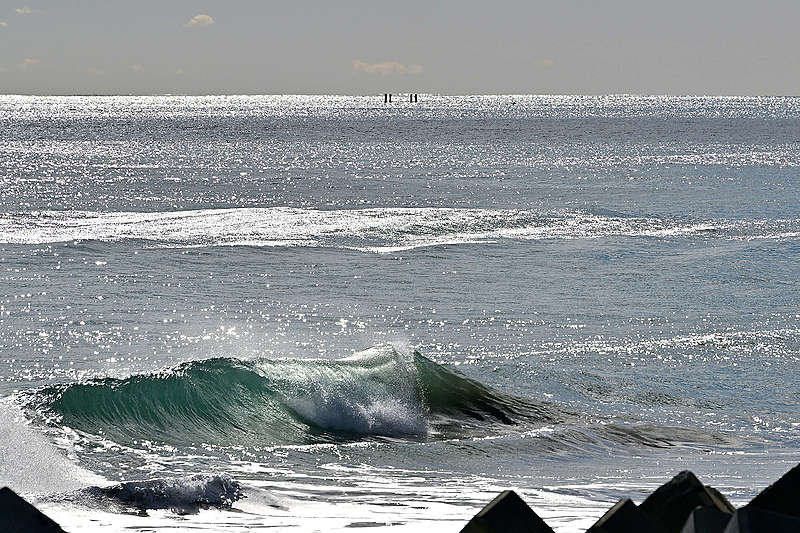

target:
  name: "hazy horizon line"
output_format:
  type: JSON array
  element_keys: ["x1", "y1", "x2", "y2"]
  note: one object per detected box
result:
[{"x1": 2, "y1": 92, "x2": 799, "y2": 98}]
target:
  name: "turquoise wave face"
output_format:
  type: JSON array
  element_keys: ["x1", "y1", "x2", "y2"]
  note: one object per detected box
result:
[{"x1": 24, "y1": 345, "x2": 562, "y2": 447}]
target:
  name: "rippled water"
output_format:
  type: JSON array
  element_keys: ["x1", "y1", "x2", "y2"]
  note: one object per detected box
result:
[{"x1": 1, "y1": 95, "x2": 799, "y2": 532}]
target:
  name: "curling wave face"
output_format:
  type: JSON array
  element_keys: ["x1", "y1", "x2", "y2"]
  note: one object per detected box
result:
[{"x1": 23, "y1": 345, "x2": 563, "y2": 447}]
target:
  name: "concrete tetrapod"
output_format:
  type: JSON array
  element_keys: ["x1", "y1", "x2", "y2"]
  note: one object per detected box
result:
[
  {"x1": 0, "y1": 487, "x2": 66, "y2": 533},
  {"x1": 639, "y1": 471, "x2": 735, "y2": 533},
  {"x1": 459, "y1": 490, "x2": 555, "y2": 533},
  {"x1": 745, "y1": 462, "x2": 800, "y2": 519},
  {"x1": 586, "y1": 498, "x2": 666, "y2": 533},
  {"x1": 679, "y1": 506, "x2": 733, "y2": 533},
  {"x1": 722, "y1": 505, "x2": 800, "y2": 533}
]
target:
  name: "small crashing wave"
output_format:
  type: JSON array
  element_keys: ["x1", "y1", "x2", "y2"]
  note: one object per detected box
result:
[
  {"x1": 1, "y1": 207, "x2": 796, "y2": 251},
  {"x1": 78, "y1": 475, "x2": 243, "y2": 515},
  {"x1": 21, "y1": 345, "x2": 562, "y2": 448}
]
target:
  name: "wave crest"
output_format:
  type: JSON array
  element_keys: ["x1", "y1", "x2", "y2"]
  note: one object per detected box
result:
[
  {"x1": 3, "y1": 207, "x2": 795, "y2": 252},
  {"x1": 23, "y1": 345, "x2": 559, "y2": 447}
]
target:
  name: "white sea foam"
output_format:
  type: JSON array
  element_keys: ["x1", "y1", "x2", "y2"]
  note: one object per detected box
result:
[
  {"x1": 262, "y1": 345, "x2": 429, "y2": 437},
  {"x1": 0, "y1": 399, "x2": 104, "y2": 496},
  {"x1": 1, "y1": 208, "x2": 796, "y2": 252}
]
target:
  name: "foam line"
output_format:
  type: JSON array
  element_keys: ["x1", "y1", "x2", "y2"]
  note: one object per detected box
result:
[{"x1": 2, "y1": 208, "x2": 795, "y2": 251}]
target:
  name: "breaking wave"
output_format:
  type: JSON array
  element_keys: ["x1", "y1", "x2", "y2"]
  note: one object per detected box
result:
[
  {"x1": 2, "y1": 207, "x2": 797, "y2": 252},
  {"x1": 93, "y1": 474, "x2": 243, "y2": 515},
  {"x1": 22, "y1": 345, "x2": 561, "y2": 447},
  {"x1": 42, "y1": 474, "x2": 246, "y2": 515}
]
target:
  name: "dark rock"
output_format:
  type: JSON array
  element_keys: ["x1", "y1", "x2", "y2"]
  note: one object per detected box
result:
[
  {"x1": 0, "y1": 487, "x2": 66, "y2": 533},
  {"x1": 459, "y1": 490, "x2": 554, "y2": 533},
  {"x1": 747, "y1": 462, "x2": 800, "y2": 519},
  {"x1": 587, "y1": 498, "x2": 665, "y2": 533},
  {"x1": 723, "y1": 505, "x2": 800, "y2": 533},
  {"x1": 640, "y1": 471, "x2": 735, "y2": 533},
  {"x1": 680, "y1": 506, "x2": 732, "y2": 533}
]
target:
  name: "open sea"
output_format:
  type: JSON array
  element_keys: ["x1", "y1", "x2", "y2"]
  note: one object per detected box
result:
[{"x1": 0, "y1": 94, "x2": 798, "y2": 532}]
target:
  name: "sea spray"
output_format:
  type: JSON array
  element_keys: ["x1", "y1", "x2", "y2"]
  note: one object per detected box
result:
[{"x1": 0, "y1": 399, "x2": 104, "y2": 495}]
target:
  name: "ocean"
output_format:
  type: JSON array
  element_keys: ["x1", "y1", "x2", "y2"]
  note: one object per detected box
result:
[{"x1": 0, "y1": 94, "x2": 798, "y2": 532}]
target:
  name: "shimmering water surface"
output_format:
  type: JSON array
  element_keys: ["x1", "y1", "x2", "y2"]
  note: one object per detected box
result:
[{"x1": 1, "y1": 95, "x2": 799, "y2": 532}]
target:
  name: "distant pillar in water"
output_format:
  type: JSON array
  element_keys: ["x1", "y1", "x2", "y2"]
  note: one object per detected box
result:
[
  {"x1": 389, "y1": 93, "x2": 392, "y2": 103},
  {"x1": 414, "y1": 93, "x2": 418, "y2": 103},
  {"x1": 384, "y1": 93, "x2": 388, "y2": 103},
  {"x1": 409, "y1": 93, "x2": 413, "y2": 103}
]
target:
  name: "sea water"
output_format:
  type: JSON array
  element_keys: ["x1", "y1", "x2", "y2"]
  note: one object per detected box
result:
[{"x1": 0, "y1": 95, "x2": 798, "y2": 532}]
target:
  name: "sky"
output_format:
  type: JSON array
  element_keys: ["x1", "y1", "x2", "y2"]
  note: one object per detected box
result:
[{"x1": 1, "y1": 0, "x2": 799, "y2": 95}]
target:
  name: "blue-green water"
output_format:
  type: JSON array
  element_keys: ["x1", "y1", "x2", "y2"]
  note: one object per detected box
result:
[{"x1": 1, "y1": 95, "x2": 798, "y2": 532}]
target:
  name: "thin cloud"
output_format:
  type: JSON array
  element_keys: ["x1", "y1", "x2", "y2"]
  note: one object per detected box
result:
[
  {"x1": 131, "y1": 64, "x2": 144, "y2": 73},
  {"x1": 352, "y1": 60, "x2": 423, "y2": 76},
  {"x1": 537, "y1": 58, "x2": 555, "y2": 68},
  {"x1": 87, "y1": 67, "x2": 104, "y2": 76},
  {"x1": 184, "y1": 14, "x2": 214, "y2": 28},
  {"x1": 15, "y1": 6, "x2": 39, "y2": 15},
  {"x1": 0, "y1": 21, "x2": 8, "y2": 27}
]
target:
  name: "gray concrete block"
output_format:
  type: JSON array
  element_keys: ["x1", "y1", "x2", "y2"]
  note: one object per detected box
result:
[
  {"x1": 679, "y1": 506, "x2": 732, "y2": 533},
  {"x1": 459, "y1": 490, "x2": 555, "y2": 533},
  {"x1": 587, "y1": 498, "x2": 666, "y2": 533},
  {"x1": 0, "y1": 487, "x2": 66, "y2": 533},
  {"x1": 747, "y1": 462, "x2": 800, "y2": 519},
  {"x1": 723, "y1": 505, "x2": 800, "y2": 533},
  {"x1": 640, "y1": 471, "x2": 734, "y2": 533}
]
